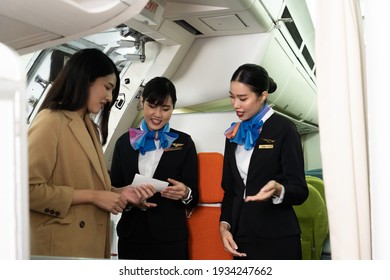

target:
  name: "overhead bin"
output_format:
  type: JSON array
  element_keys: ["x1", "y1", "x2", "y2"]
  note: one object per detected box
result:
[
  {"x1": 0, "y1": 0, "x2": 149, "y2": 54},
  {"x1": 263, "y1": 31, "x2": 317, "y2": 123},
  {"x1": 262, "y1": 35, "x2": 295, "y2": 112},
  {"x1": 259, "y1": 0, "x2": 317, "y2": 124},
  {"x1": 305, "y1": 96, "x2": 318, "y2": 124},
  {"x1": 283, "y1": 67, "x2": 316, "y2": 122}
]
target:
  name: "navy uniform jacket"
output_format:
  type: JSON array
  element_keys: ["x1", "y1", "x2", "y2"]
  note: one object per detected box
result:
[
  {"x1": 220, "y1": 113, "x2": 308, "y2": 238},
  {"x1": 110, "y1": 128, "x2": 198, "y2": 242}
]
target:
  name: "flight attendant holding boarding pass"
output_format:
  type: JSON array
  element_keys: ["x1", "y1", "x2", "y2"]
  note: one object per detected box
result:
[{"x1": 110, "y1": 76, "x2": 199, "y2": 260}]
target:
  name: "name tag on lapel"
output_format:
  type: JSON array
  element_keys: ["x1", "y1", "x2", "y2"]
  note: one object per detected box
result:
[
  {"x1": 165, "y1": 143, "x2": 184, "y2": 152},
  {"x1": 258, "y1": 138, "x2": 275, "y2": 149},
  {"x1": 258, "y1": 144, "x2": 274, "y2": 149}
]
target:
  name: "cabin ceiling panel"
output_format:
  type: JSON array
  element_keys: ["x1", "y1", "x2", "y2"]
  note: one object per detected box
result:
[
  {"x1": 0, "y1": 16, "x2": 62, "y2": 51},
  {"x1": 163, "y1": 1, "x2": 230, "y2": 17},
  {"x1": 200, "y1": 15, "x2": 248, "y2": 31},
  {"x1": 0, "y1": 0, "x2": 149, "y2": 53},
  {"x1": 0, "y1": 0, "x2": 130, "y2": 35},
  {"x1": 161, "y1": 0, "x2": 274, "y2": 37}
]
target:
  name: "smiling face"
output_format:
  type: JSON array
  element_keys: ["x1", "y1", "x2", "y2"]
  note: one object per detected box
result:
[
  {"x1": 229, "y1": 81, "x2": 268, "y2": 121},
  {"x1": 83, "y1": 73, "x2": 117, "y2": 115},
  {"x1": 141, "y1": 95, "x2": 174, "y2": 131}
]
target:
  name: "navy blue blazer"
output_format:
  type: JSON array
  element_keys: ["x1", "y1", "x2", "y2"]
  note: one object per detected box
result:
[
  {"x1": 110, "y1": 128, "x2": 198, "y2": 242},
  {"x1": 220, "y1": 113, "x2": 308, "y2": 238}
]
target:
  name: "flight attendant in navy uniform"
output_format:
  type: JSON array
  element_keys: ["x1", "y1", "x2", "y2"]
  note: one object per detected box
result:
[
  {"x1": 110, "y1": 76, "x2": 199, "y2": 260},
  {"x1": 219, "y1": 63, "x2": 308, "y2": 260}
]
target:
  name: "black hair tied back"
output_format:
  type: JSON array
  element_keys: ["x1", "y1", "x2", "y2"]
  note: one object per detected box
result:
[{"x1": 268, "y1": 77, "x2": 277, "y2": 94}]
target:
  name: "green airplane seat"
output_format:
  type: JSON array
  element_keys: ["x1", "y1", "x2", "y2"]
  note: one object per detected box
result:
[
  {"x1": 293, "y1": 183, "x2": 329, "y2": 260},
  {"x1": 305, "y1": 175, "x2": 326, "y2": 205}
]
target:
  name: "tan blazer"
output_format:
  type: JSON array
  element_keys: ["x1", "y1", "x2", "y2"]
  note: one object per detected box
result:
[{"x1": 29, "y1": 109, "x2": 112, "y2": 258}]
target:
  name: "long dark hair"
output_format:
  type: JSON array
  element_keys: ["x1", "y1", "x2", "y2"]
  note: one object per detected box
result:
[
  {"x1": 231, "y1": 63, "x2": 277, "y2": 96},
  {"x1": 39, "y1": 48, "x2": 120, "y2": 144}
]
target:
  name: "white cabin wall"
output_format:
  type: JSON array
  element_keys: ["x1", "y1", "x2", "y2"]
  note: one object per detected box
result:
[
  {"x1": 365, "y1": 0, "x2": 390, "y2": 259},
  {"x1": 0, "y1": 43, "x2": 29, "y2": 259},
  {"x1": 170, "y1": 111, "x2": 321, "y2": 174},
  {"x1": 170, "y1": 112, "x2": 237, "y2": 154},
  {"x1": 171, "y1": 33, "x2": 273, "y2": 108},
  {"x1": 301, "y1": 132, "x2": 322, "y2": 170}
]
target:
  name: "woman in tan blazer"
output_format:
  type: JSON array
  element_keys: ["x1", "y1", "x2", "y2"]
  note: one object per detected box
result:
[{"x1": 28, "y1": 49, "x2": 155, "y2": 259}]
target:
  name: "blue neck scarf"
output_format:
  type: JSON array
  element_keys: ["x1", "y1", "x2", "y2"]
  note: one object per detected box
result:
[
  {"x1": 129, "y1": 120, "x2": 178, "y2": 155},
  {"x1": 224, "y1": 104, "x2": 271, "y2": 150}
]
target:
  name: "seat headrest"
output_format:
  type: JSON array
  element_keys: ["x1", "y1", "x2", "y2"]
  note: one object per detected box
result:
[{"x1": 197, "y1": 152, "x2": 224, "y2": 203}]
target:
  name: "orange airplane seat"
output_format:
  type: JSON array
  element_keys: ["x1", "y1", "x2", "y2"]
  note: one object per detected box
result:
[{"x1": 187, "y1": 152, "x2": 233, "y2": 260}]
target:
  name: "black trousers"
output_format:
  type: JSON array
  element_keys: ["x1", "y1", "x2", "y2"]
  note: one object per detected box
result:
[
  {"x1": 234, "y1": 235, "x2": 302, "y2": 260},
  {"x1": 117, "y1": 211, "x2": 189, "y2": 260}
]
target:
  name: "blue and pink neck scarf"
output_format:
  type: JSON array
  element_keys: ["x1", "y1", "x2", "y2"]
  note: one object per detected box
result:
[
  {"x1": 129, "y1": 119, "x2": 178, "y2": 155},
  {"x1": 224, "y1": 104, "x2": 271, "y2": 150}
]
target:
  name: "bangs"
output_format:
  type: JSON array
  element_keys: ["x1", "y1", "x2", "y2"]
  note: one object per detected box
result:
[{"x1": 144, "y1": 93, "x2": 169, "y2": 106}]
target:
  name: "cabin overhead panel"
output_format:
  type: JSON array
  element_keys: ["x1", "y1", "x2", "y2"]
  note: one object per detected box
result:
[
  {"x1": 165, "y1": 0, "x2": 274, "y2": 36},
  {"x1": 0, "y1": 0, "x2": 149, "y2": 54},
  {"x1": 127, "y1": 0, "x2": 274, "y2": 38}
]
